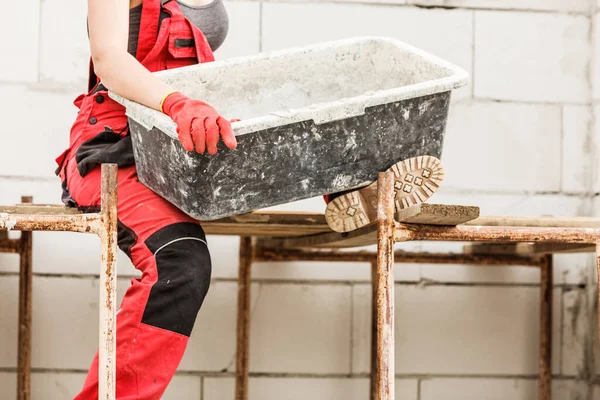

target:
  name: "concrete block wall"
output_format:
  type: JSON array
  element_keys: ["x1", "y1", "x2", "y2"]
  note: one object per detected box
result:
[{"x1": 0, "y1": 0, "x2": 598, "y2": 398}]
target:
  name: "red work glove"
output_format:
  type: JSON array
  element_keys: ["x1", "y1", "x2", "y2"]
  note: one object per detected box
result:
[{"x1": 161, "y1": 92, "x2": 237, "y2": 155}]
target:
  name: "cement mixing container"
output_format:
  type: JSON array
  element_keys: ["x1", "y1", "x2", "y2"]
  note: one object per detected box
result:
[{"x1": 110, "y1": 36, "x2": 468, "y2": 221}]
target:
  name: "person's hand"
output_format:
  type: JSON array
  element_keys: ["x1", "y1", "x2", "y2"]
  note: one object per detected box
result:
[{"x1": 161, "y1": 92, "x2": 237, "y2": 154}]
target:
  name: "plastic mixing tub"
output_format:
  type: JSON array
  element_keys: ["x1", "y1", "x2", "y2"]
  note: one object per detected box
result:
[{"x1": 110, "y1": 36, "x2": 468, "y2": 220}]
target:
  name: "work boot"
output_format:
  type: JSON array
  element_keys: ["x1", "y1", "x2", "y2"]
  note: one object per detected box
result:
[{"x1": 324, "y1": 155, "x2": 444, "y2": 233}]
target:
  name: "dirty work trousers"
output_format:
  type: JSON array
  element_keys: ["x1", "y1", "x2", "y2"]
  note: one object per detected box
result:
[{"x1": 63, "y1": 159, "x2": 212, "y2": 399}]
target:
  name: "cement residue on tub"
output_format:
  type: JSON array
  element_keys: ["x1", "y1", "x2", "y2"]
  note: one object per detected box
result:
[{"x1": 332, "y1": 174, "x2": 353, "y2": 188}]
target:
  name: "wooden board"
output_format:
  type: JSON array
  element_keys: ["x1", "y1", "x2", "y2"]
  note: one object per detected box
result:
[
  {"x1": 464, "y1": 242, "x2": 596, "y2": 256},
  {"x1": 261, "y1": 204, "x2": 481, "y2": 248},
  {"x1": 0, "y1": 206, "x2": 330, "y2": 237},
  {"x1": 195, "y1": 212, "x2": 331, "y2": 237},
  {"x1": 0, "y1": 204, "x2": 81, "y2": 216},
  {"x1": 395, "y1": 204, "x2": 480, "y2": 226},
  {"x1": 261, "y1": 222, "x2": 379, "y2": 249},
  {"x1": 464, "y1": 216, "x2": 600, "y2": 228}
]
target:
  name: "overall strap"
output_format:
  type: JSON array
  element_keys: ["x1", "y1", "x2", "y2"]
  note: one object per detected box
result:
[
  {"x1": 162, "y1": 0, "x2": 215, "y2": 63},
  {"x1": 136, "y1": 0, "x2": 163, "y2": 62},
  {"x1": 162, "y1": 0, "x2": 185, "y2": 17}
]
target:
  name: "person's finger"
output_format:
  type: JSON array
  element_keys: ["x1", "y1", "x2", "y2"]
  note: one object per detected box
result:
[
  {"x1": 177, "y1": 124, "x2": 194, "y2": 152},
  {"x1": 191, "y1": 117, "x2": 207, "y2": 154},
  {"x1": 217, "y1": 117, "x2": 237, "y2": 149},
  {"x1": 205, "y1": 116, "x2": 220, "y2": 155},
  {"x1": 230, "y1": 118, "x2": 241, "y2": 123}
]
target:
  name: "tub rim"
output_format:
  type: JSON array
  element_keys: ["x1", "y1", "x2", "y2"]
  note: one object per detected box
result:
[{"x1": 109, "y1": 36, "x2": 469, "y2": 139}]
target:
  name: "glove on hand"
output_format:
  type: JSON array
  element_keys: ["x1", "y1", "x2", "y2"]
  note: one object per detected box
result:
[{"x1": 161, "y1": 92, "x2": 237, "y2": 154}]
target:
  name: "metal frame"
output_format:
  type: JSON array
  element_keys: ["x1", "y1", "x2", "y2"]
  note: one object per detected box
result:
[
  {"x1": 234, "y1": 234, "x2": 554, "y2": 400},
  {"x1": 0, "y1": 196, "x2": 33, "y2": 400},
  {"x1": 2, "y1": 168, "x2": 598, "y2": 400},
  {"x1": 0, "y1": 164, "x2": 118, "y2": 400},
  {"x1": 233, "y1": 171, "x2": 600, "y2": 400}
]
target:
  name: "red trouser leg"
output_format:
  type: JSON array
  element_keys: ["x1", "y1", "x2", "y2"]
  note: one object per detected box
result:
[
  {"x1": 323, "y1": 190, "x2": 352, "y2": 204},
  {"x1": 65, "y1": 161, "x2": 211, "y2": 400}
]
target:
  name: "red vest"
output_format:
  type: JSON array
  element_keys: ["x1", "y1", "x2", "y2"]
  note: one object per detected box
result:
[
  {"x1": 89, "y1": 0, "x2": 215, "y2": 90},
  {"x1": 56, "y1": 0, "x2": 215, "y2": 187}
]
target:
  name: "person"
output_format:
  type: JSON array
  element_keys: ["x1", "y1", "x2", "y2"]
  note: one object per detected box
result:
[
  {"x1": 54, "y1": 0, "x2": 445, "y2": 396},
  {"x1": 54, "y1": 0, "x2": 236, "y2": 398}
]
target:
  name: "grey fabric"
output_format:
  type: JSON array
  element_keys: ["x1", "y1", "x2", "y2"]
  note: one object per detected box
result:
[{"x1": 128, "y1": 0, "x2": 229, "y2": 56}]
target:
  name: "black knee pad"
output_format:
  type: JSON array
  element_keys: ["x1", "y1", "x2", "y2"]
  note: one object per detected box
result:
[{"x1": 142, "y1": 222, "x2": 212, "y2": 336}]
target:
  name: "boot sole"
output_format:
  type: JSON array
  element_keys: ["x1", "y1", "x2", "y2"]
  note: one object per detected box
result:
[{"x1": 325, "y1": 156, "x2": 444, "y2": 233}]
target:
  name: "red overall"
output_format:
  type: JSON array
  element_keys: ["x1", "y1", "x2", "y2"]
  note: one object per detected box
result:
[{"x1": 55, "y1": 1, "x2": 215, "y2": 398}]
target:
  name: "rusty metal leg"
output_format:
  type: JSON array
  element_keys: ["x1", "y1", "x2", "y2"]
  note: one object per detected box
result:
[
  {"x1": 370, "y1": 261, "x2": 378, "y2": 400},
  {"x1": 539, "y1": 255, "x2": 552, "y2": 400},
  {"x1": 17, "y1": 196, "x2": 33, "y2": 400},
  {"x1": 236, "y1": 237, "x2": 253, "y2": 400},
  {"x1": 99, "y1": 164, "x2": 118, "y2": 400},
  {"x1": 374, "y1": 171, "x2": 395, "y2": 400},
  {"x1": 597, "y1": 244, "x2": 600, "y2": 362}
]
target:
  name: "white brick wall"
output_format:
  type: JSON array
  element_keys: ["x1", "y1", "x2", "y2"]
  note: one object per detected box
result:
[
  {"x1": 39, "y1": 0, "x2": 90, "y2": 88},
  {"x1": 353, "y1": 285, "x2": 563, "y2": 375},
  {"x1": 413, "y1": 0, "x2": 594, "y2": 12},
  {"x1": 474, "y1": 11, "x2": 591, "y2": 103},
  {"x1": 442, "y1": 101, "x2": 563, "y2": 192},
  {"x1": 0, "y1": 0, "x2": 598, "y2": 399},
  {"x1": 0, "y1": 373, "x2": 202, "y2": 400},
  {"x1": 262, "y1": 3, "x2": 474, "y2": 101},
  {"x1": 0, "y1": 3, "x2": 40, "y2": 82},
  {"x1": 420, "y1": 378, "x2": 591, "y2": 400}
]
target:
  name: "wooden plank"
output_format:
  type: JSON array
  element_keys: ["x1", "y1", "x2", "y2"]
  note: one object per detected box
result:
[
  {"x1": 399, "y1": 223, "x2": 600, "y2": 244},
  {"x1": 0, "y1": 205, "x2": 81, "y2": 216},
  {"x1": 0, "y1": 207, "x2": 330, "y2": 237},
  {"x1": 464, "y1": 216, "x2": 600, "y2": 228},
  {"x1": 0, "y1": 230, "x2": 8, "y2": 240},
  {"x1": 228, "y1": 211, "x2": 326, "y2": 225},
  {"x1": 203, "y1": 212, "x2": 330, "y2": 237},
  {"x1": 260, "y1": 222, "x2": 379, "y2": 249},
  {"x1": 257, "y1": 205, "x2": 482, "y2": 249},
  {"x1": 464, "y1": 242, "x2": 596, "y2": 255},
  {"x1": 203, "y1": 222, "x2": 330, "y2": 237},
  {"x1": 395, "y1": 203, "x2": 479, "y2": 226}
]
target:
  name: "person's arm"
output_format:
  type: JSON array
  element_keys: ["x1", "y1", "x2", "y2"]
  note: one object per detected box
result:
[
  {"x1": 88, "y1": 0, "x2": 170, "y2": 110},
  {"x1": 87, "y1": 0, "x2": 237, "y2": 154}
]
